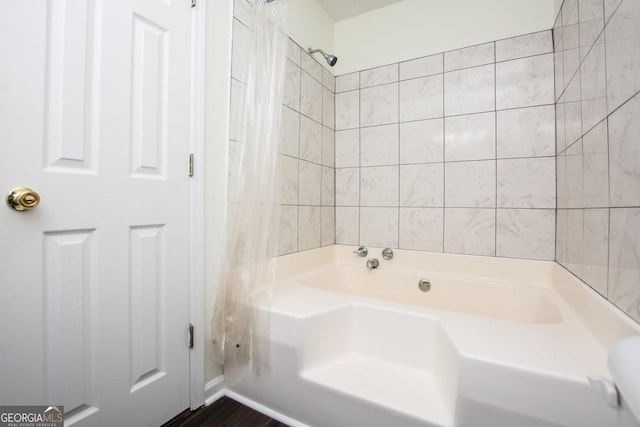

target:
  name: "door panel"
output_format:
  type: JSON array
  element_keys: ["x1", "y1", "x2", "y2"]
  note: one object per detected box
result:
[{"x1": 0, "y1": 1, "x2": 193, "y2": 425}]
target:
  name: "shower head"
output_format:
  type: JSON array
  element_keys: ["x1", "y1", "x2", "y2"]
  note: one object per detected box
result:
[{"x1": 308, "y1": 48, "x2": 338, "y2": 67}]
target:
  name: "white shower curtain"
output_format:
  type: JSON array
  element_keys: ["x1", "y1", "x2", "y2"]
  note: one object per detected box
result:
[{"x1": 211, "y1": 0, "x2": 288, "y2": 371}]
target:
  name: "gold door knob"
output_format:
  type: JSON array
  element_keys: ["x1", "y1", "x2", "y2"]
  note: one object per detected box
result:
[{"x1": 6, "y1": 187, "x2": 40, "y2": 211}]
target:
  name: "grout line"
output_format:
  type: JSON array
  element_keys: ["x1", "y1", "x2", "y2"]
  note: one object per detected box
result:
[
  {"x1": 442, "y1": 53, "x2": 446, "y2": 252},
  {"x1": 494, "y1": 41, "x2": 498, "y2": 257},
  {"x1": 357, "y1": 71, "x2": 362, "y2": 246}
]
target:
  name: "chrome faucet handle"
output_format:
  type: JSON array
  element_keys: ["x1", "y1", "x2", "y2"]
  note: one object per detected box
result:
[
  {"x1": 353, "y1": 246, "x2": 368, "y2": 257},
  {"x1": 366, "y1": 258, "x2": 379, "y2": 269},
  {"x1": 382, "y1": 248, "x2": 394, "y2": 260}
]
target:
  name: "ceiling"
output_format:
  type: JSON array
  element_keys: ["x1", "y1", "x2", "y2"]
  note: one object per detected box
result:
[{"x1": 317, "y1": 0, "x2": 404, "y2": 21}]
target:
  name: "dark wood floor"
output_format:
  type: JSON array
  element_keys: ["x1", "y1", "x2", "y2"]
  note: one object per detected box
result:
[{"x1": 162, "y1": 397, "x2": 289, "y2": 427}]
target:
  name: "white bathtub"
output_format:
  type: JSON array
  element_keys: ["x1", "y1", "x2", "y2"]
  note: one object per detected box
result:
[{"x1": 224, "y1": 246, "x2": 640, "y2": 427}]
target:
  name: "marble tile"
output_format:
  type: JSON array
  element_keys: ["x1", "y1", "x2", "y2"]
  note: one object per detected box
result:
[
  {"x1": 496, "y1": 209, "x2": 555, "y2": 260},
  {"x1": 287, "y1": 38, "x2": 301, "y2": 66},
  {"x1": 400, "y1": 163, "x2": 444, "y2": 207},
  {"x1": 444, "y1": 64, "x2": 495, "y2": 116},
  {"x1": 336, "y1": 207, "x2": 359, "y2": 245},
  {"x1": 231, "y1": 20, "x2": 250, "y2": 82},
  {"x1": 227, "y1": 140, "x2": 242, "y2": 204},
  {"x1": 556, "y1": 96, "x2": 566, "y2": 154},
  {"x1": 233, "y1": 0, "x2": 253, "y2": 28},
  {"x1": 580, "y1": 33, "x2": 607, "y2": 133},
  {"x1": 604, "y1": 0, "x2": 624, "y2": 21},
  {"x1": 301, "y1": 51, "x2": 324, "y2": 82},
  {"x1": 497, "y1": 157, "x2": 556, "y2": 208},
  {"x1": 300, "y1": 115, "x2": 322, "y2": 163},
  {"x1": 399, "y1": 54, "x2": 443, "y2": 80},
  {"x1": 335, "y1": 168, "x2": 359, "y2": 206},
  {"x1": 563, "y1": 0, "x2": 579, "y2": 26},
  {"x1": 554, "y1": 39, "x2": 565, "y2": 102},
  {"x1": 563, "y1": 8, "x2": 581, "y2": 85},
  {"x1": 321, "y1": 166, "x2": 335, "y2": 206},
  {"x1": 400, "y1": 119, "x2": 444, "y2": 164},
  {"x1": 298, "y1": 160, "x2": 321, "y2": 205},
  {"x1": 556, "y1": 209, "x2": 568, "y2": 265},
  {"x1": 323, "y1": 68, "x2": 336, "y2": 92},
  {"x1": 360, "y1": 207, "x2": 399, "y2": 248},
  {"x1": 564, "y1": 74, "x2": 583, "y2": 147},
  {"x1": 556, "y1": 151, "x2": 568, "y2": 208},
  {"x1": 335, "y1": 129, "x2": 359, "y2": 168},
  {"x1": 579, "y1": 0, "x2": 605, "y2": 59},
  {"x1": 229, "y1": 79, "x2": 242, "y2": 142},
  {"x1": 445, "y1": 160, "x2": 496, "y2": 208},
  {"x1": 322, "y1": 87, "x2": 335, "y2": 130},
  {"x1": 322, "y1": 126, "x2": 335, "y2": 168},
  {"x1": 284, "y1": 60, "x2": 301, "y2": 112},
  {"x1": 321, "y1": 206, "x2": 336, "y2": 246},
  {"x1": 399, "y1": 75, "x2": 444, "y2": 121},
  {"x1": 566, "y1": 209, "x2": 585, "y2": 276},
  {"x1": 608, "y1": 208, "x2": 640, "y2": 322},
  {"x1": 445, "y1": 112, "x2": 496, "y2": 161},
  {"x1": 497, "y1": 105, "x2": 556, "y2": 158},
  {"x1": 299, "y1": 206, "x2": 321, "y2": 251},
  {"x1": 399, "y1": 208, "x2": 444, "y2": 252},
  {"x1": 361, "y1": 124, "x2": 399, "y2": 167},
  {"x1": 444, "y1": 208, "x2": 496, "y2": 256},
  {"x1": 361, "y1": 166, "x2": 399, "y2": 207},
  {"x1": 582, "y1": 208, "x2": 609, "y2": 296},
  {"x1": 496, "y1": 53, "x2": 554, "y2": 109},
  {"x1": 496, "y1": 31, "x2": 553, "y2": 62},
  {"x1": 336, "y1": 129, "x2": 360, "y2": 168},
  {"x1": 608, "y1": 93, "x2": 640, "y2": 206},
  {"x1": 583, "y1": 120, "x2": 609, "y2": 208},
  {"x1": 361, "y1": 64, "x2": 399, "y2": 88},
  {"x1": 278, "y1": 205, "x2": 298, "y2": 255},
  {"x1": 279, "y1": 106, "x2": 299, "y2": 157},
  {"x1": 336, "y1": 72, "x2": 359, "y2": 93},
  {"x1": 301, "y1": 71, "x2": 323, "y2": 123},
  {"x1": 279, "y1": 154, "x2": 298, "y2": 205},
  {"x1": 444, "y1": 42, "x2": 494, "y2": 71},
  {"x1": 335, "y1": 90, "x2": 359, "y2": 130},
  {"x1": 605, "y1": 0, "x2": 640, "y2": 114},
  {"x1": 361, "y1": 83, "x2": 399, "y2": 126},
  {"x1": 565, "y1": 140, "x2": 584, "y2": 208},
  {"x1": 553, "y1": 8, "x2": 563, "y2": 51}
]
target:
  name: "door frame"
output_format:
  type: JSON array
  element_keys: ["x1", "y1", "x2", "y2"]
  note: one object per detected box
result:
[{"x1": 188, "y1": 0, "x2": 206, "y2": 410}]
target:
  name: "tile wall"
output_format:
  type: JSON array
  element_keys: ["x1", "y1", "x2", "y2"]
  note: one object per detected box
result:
[
  {"x1": 555, "y1": 0, "x2": 640, "y2": 322},
  {"x1": 334, "y1": 31, "x2": 557, "y2": 260},
  {"x1": 230, "y1": 2, "x2": 336, "y2": 256}
]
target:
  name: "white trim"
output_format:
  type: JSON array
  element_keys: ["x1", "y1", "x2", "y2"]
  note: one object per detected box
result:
[
  {"x1": 224, "y1": 390, "x2": 309, "y2": 427},
  {"x1": 204, "y1": 376, "x2": 226, "y2": 406},
  {"x1": 188, "y1": 0, "x2": 206, "y2": 410}
]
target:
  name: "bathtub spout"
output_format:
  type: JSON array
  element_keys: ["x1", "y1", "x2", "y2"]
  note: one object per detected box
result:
[{"x1": 366, "y1": 258, "x2": 379, "y2": 269}]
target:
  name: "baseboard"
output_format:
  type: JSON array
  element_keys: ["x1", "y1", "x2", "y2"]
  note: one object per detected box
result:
[
  {"x1": 204, "y1": 376, "x2": 225, "y2": 406},
  {"x1": 224, "y1": 389, "x2": 308, "y2": 427}
]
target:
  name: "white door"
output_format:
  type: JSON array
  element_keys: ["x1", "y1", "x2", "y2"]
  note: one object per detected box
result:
[{"x1": 0, "y1": 1, "x2": 193, "y2": 426}]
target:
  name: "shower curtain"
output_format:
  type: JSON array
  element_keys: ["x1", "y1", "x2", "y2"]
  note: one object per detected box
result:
[{"x1": 211, "y1": 0, "x2": 288, "y2": 371}]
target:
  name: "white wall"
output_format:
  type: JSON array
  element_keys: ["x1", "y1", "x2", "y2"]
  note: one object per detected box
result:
[
  {"x1": 287, "y1": 0, "x2": 335, "y2": 71},
  {"x1": 333, "y1": 0, "x2": 557, "y2": 75}
]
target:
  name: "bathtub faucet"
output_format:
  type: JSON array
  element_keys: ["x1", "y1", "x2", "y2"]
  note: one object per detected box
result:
[
  {"x1": 366, "y1": 258, "x2": 379, "y2": 269},
  {"x1": 353, "y1": 246, "x2": 368, "y2": 257}
]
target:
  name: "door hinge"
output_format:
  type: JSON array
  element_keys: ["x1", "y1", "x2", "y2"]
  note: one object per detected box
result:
[
  {"x1": 189, "y1": 153, "x2": 194, "y2": 177},
  {"x1": 191, "y1": 0, "x2": 196, "y2": 7},
  {"x1": 188, "y1": 323, "x2": 194, "y2": 349}
]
